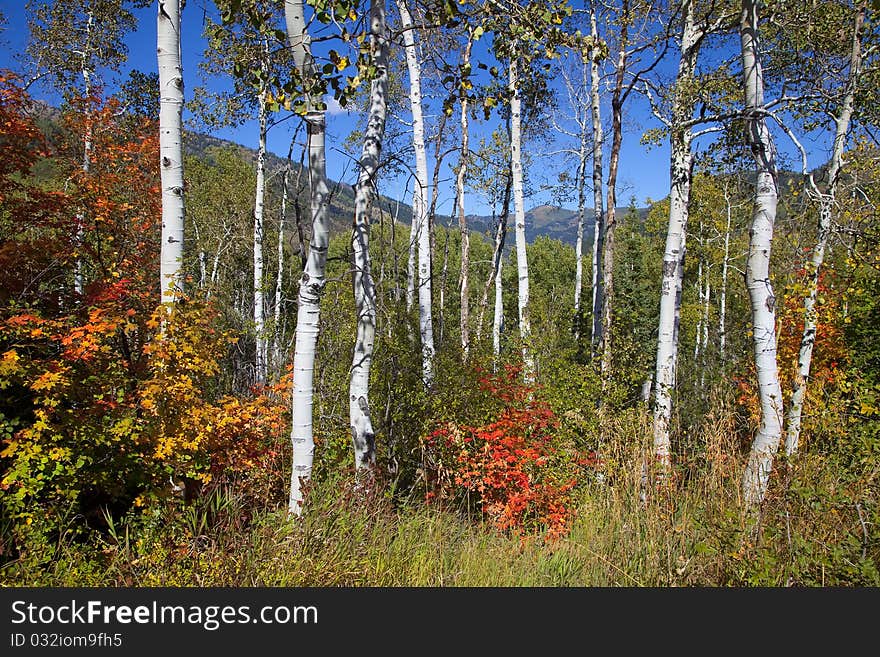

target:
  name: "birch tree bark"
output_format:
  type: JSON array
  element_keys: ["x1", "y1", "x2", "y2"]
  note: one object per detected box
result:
[
  {"x1": 651, "y1": 126, "x2": 693, "y2": 472},
  {"x1": 157, "y1": 0, "x2": 185, "y2": 304},
  {"x1": 285, "y1": 0, "x2": 331, "y2": 514},
  {"x1": 786, "y1": 1, "x2": 865, "y2": 457},
  {"x1": 588, "y1": 1, "x2": 605, "y2": 353},
  {"x1": 740, "y1": 0, "x2": 784, "y2": 506},
  {"x1": 272, "y1": 139, "x2": 295, "y2": 371},
  {"x1": 509, "y1": 54, "x2": 536, "y2": 383},
  {"x1": 350, "y1": 0, "x2": 389, "y2": 473},
  {"x1": 457, "y1": 32, "x2": 474, "y2": 360},
  {"x1": 719, "y1": 185, "x2": 732, "y2": 360},
  {"x1": 573, "y1": 96, "x2": 587, "y2": 326},
  {"x1": 652, "y1": 0, "x2": 719, "y2": 473},
  {"x1": 397, "y1": 0, "x2": 435, "y2": 382},
  {"x1": 252, "y1": 52, "x2": 269, "y2": 384},
  {"x1": 74, "y1": 7, "x2": 95, "y2": 296},
  {"x1": 493, "y1": 255, "x2": 504, "y2": 362}
]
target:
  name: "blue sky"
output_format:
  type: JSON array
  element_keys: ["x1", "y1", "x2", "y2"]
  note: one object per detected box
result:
[{"x1": 0, "y1": 2, "x2": 833, "y2": 218}]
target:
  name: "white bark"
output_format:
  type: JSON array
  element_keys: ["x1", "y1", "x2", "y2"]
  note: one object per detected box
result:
[
  {"x1": 652, "y1": 0, "x2": 699, "y2": 473},
  {"x1": 701, "y1": 277, "x2": 710, "y2": 356},
  {"x1": 157, "y1": 0, "x2": 185, "y2": 304},
  {"x1": 457, "y1": 34, "x2": 474, "y2": 360},
  {"x1": 574, "y1": 109, "x2": 587, "y2": 320},
  {"x1": 253, "y1": 71, "x2": 268, "y2": 385},
  {"x1": 786, "y1": 2, "x2": 865, "y2": 458},
  {"x1": 438, "y1": 231, "x2": 449, "y2": 345},
  {"x1": 740, "y1": 0, "x2": 784, "y2": 506},
  {"x1": 509, "y1": 55, "x2": 535, "y2": 383},
  {"x1": 719, "y1": 188, "x2": 732, "y2": 360},
  {"x1": 651, "y1": 131, "x2": 692, "y2": 473},
  {"x1": 493, "y1": 256, "x2": 504, "y2": 361},
  {"x1": 285, "y1": 0, "x2": 331, "y2": 514},
  {"x1": 589, "y1": 4, "x2": 605, "y2": 352},
  {"x1": 273, "y1": 141, "x2": 294, "y2": 372},
  {"x1": 350, "y1": 0, "x2": 389, "y2": 472},
  {"x1": 74, "y1": 8, "x2": 95, "y2": 296},
  {"x1": 397, "y1": 0, "x2": 434, "y2": 383}
]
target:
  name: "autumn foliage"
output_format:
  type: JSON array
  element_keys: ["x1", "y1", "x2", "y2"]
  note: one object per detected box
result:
[
  {"x1": 0, "y1": 75, "x2": 288, "y2": 537},
  {"x1": 734, "y1": 265, "x2": 849, "y2": 443},
  {"x1": 421, "y1": 365, "x2": 579, "y2": 540}
]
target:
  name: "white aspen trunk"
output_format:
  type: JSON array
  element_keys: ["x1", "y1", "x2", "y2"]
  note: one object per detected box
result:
[
  {"x1": 74, "y1": 8, "x2": 95, "y2": 296},
  {"x1": 651, "y1": 0, "x2": 698, "y2": 473},
  {"x1": 350, "y1": 0, "x2": 388, "y2": 473},
  {"x1": 253, "y1": 74, "x2": 268, "y2": 385},
  {"x1": 157, "y1": 0, "x2": 185, "y2": 304},
  {"x1": 457, "y1": 34, "x2": 474, "y2": 360},
  {"x1": 210, "y1": 231, "x2": 224, "y2": 290},
  {"x1": 493, "y1": 256, "x2": 504, "y2": 361},
  {"x1": 193, "y1": 222, "x2": 206, "y2": 288},
  {"x1": 719, "y1": 188, "x2": 732, "y2": 360},
  {"x1": 574, "y1": 116, "x2": 587, "y2": 321},
  {"x1": 397, "y1": 0, "x2": 434, "y2": 382},
  {"x1": 740, "y1": 0, "x2": 784, "y2": 506},
  {"x1": 589, "y1": 3, "x2": 605, "y2": 352},
  {"x1": 509, "y1": 55, "x2": 535, "y2": 383},
  {"x1": 285, "y1": 0, "x2": 331, "y2": 514},
  {"x1": 438, "y1": 231, "x2": 449, "y2": 346},
  {"x1": 786, "y1": 2, "x2": 864, "y2": 457},
  {"x1": 651, "y1": 132, "x2": 692, "y2": 473}
]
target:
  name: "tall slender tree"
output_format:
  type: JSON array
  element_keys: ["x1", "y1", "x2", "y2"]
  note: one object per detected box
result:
[
  {"x1": 157, "y1": 0, "x2": 185, "y2": 303},
  {"x1": 284, "y1": 0, "x2": 331, "y2": 514},
  {"x1": 397, "y1": 0, "x2": 435, "y2": 382},
  {"x1": 651, "y1": 0, "x2": 705, "y2": 474},
  {"x1": 588, "y1": 0, "x2": 606, "y2": 353},
  {"x1": 350, "y1": 0, "x2": 390, "y2": 474},
  {"x1": 508, "y1": 52, "x2": 536, "y2": 383},
  {"x1": 740, "y1": 0, "x2": 784, "y2": 506},
  {"x1": 786, "y1": 1, "x2": 867, "y2": 457},
  {"x1": 598, "y1": 0, "x2": 667, "y2": 382},
  {"x1": 457, "y1": 30, "x2": 475, "y2": 360}
]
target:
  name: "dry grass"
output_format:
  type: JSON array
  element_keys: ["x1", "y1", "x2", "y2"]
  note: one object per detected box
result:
[{"x1": 3, "y1": 406, "x2": 876, "y2": 587}]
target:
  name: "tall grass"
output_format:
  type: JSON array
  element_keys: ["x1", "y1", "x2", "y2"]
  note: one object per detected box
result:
[{"x1": 2, "y1": 407, "x2": 876, "y2": 587}]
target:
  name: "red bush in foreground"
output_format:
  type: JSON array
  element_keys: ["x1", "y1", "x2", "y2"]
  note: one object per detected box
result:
[{"x1": 422, "y1": 366, "x2": 577, "y2": 540}]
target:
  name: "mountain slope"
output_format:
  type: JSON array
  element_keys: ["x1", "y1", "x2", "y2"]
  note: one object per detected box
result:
[{"x1": 185, "y1": 131, "x2": 648, "y2": 247}]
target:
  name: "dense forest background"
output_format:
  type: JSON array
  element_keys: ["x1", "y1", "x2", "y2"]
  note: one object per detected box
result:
[{"x1": 1, "y1": 0, "x2": 878, "y2": 586}]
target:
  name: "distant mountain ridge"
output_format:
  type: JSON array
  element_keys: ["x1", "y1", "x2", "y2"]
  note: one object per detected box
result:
[{"x1": 185, "y1": 130, "x2": 649, "y2": 247}]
